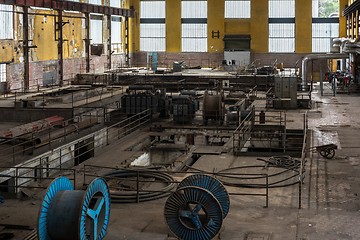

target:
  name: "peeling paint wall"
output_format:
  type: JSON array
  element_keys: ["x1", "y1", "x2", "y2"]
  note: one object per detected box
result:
[
  {"x1": 0, "y1": 40, "x2": 14, "y2": 63},
  {"x1": 0, "y1": 1, "x2": 130, "y2": 91}
]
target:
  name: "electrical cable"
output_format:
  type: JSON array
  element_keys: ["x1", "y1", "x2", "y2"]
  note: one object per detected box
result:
[{"x1": 102, "y1": 169, "x2": 176, "y2": 203}]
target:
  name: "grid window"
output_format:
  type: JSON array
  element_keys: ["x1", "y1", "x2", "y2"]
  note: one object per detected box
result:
[
  {"x1": 140, "y1": 24, "x2": 166, "y2": 52},
  {"x1": 269, "y1": 0, "x2": 295, "y2": 18},
  {"x1": 312, "y1": 23, "x2": 339, "y2": 52},
  {"x1": 0, "y1": 5, "x2": 13, "y2": 39},
  {"x1": 181, "y1": 1, "x2": 207, "y2": 18},
  {"x1": 0, "y1": 64, "x2": 6, "y2": 83},
  {"x1": 111, "y1": 17, "x2": 122, "y2": 53},
  {"x1": 225, "y1": 0, "x2": 250, "y2": 19},
  {"x1": 312, "y1": 0, "x2": 339, "y2": 18},
  {"x1": 90, "y1": 15, "x2": 103, "y2": 44},
  {"x1": 269, "y1": 0, "x2": 295, "y2": 52},
  {"x1": 140, "y1": 1, "x2": 165, "y2": 18},
  {"x1": 182, "y1": 24, "x2": 207, "y2": 52},
  {"x1": 181, "y1": 0, "x2": 207, "y2": 52},
  {"x1": 269, "y1": 23, "x2": 295, "y2": 52},
  {"x1": 140, "y1": 0, "x2": 166, "y2": 52},
  {"x1": 312, "y1": 0, "x2": 339, "y2": 52}
]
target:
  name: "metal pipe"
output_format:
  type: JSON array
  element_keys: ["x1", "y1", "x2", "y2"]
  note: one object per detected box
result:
[{"x1": 301, "y1": 53, "x2": 348, "y2": 91}]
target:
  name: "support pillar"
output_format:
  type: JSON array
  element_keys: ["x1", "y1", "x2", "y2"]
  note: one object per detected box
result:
[
  {"x1": 295, "y1": 0, "x2": 312, "y2": 53},
  {"x1": 23, "y1": 6, "x2": 29, "y2": 92},
  {"x1": 85, "y1": 13, "x2": 91, "y2": 72},
  {"x1": 125, "y1": 16, "x2": 129, "y2": 66},
  {"x1": 57, "y1": 10, "x2": 64, "y2": 86},
  {"x1": 166, "y1": 0, "x2": 181, "y2": 52},
  {"x1": 251, "y1": 0, "x2": 268, "y2": 53},
  {"x1": 107, "y1": 14, "x2": 112, "y2": 70}
]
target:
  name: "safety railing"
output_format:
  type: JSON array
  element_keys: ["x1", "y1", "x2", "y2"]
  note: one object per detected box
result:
[
  {"x1": 233, "y1": 109, "x2": 289, "y2": 155},
  {"x1": 0, "y1": 166, "x2": 76, "y2": 194}
]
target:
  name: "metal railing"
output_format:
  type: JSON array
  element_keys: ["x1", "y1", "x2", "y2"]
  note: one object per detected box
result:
[
  {"x1": 233, "y1": 109, "x2": 290, "y2": 155},
  {"x1": 0, "y1": 166, "x2": 76, "y2": 194},
  {"x1": 0, "y1": 109, "x2": 151, "y2": 193},
  {"x1": 82, "y1": 164, "x2": 269, "y2": 207}
]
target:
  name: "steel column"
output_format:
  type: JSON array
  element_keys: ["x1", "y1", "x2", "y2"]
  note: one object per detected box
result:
[
  {"x1": 125, "y1": 16, "x2": 129, "y2": 67},
  {"x1": 23, "y1": 6, "x2": 29, "y2": 92},
  {"x1": 57, "y1": 10, "x2": 64, "y2": 86},
  {"x1": 107, "y1": 14, "x2": 111, "y2": 70},
  {"x1": 85, "y1": 13, "x2": 90, "y2": 73}
]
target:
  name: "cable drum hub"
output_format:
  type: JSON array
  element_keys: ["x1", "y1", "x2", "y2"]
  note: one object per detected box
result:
[{"x1": 164, "y1": 174, "x2": 230, "y2": 240}]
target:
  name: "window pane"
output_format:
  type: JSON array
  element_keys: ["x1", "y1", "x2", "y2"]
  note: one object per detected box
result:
[
  {"x1": 140, "y1": 1, "x2": 165, "y2": 18},
  {"x1": 312, "y1": 0, "x2": 339, "y2": 18},
  {"x1": 0, "y1": 5, "x2": 13, "y2": 39},
  {"x1": 182, "y1": 1, "x2": 207, "y2": 18},
  {"x1": 312, "y1": 23, "x2": 339, "y2": 52},
  {"x1": 269, "y1": 0, "x2": 295, "y2": 18},
  {"x1": 182, "y1": 24, "x2": 207, "y2": 52},
  {"x1": 269, "y1": 23, "x2": 295, "y2": 52},
  {"x1": 140, "y1": 24, "x2": 166, "y2": 51},
  {"x1": 225, "y1": 0, "x2": 250, "y2": 19},
  {"x1": 0, "y1": 64, "x2": 6, "y2": 83},
  {"x1": 90, "y1": 18, "x2": 103, "y2": 44}
]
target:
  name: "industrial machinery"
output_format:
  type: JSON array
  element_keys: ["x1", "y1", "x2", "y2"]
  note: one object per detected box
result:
[
  {"x1": 273, "y1": 76, "x2": 298, "y2": 109},
  {"x1": 164, "y1": 174, "x2": 230, "y2": 240},
  {"x1": 203, "y1": 91, "x2": 225, "y2": 125},
  {"x1": 171, "y1": 90, "x2": 199, "y2": 124},
  {"x1": 38, "y1": 176, "x2": 111, "y2": 240},
  {"x1": 121, "y1": 85, "x2": 170, "y2": 117}
]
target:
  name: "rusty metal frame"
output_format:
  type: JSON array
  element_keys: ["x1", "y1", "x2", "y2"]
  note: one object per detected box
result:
[{"x1": 0, "y1": 0, "x2": 134, "y2": 17}]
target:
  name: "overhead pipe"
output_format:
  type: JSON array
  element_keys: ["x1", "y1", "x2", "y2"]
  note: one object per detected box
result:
[{"x1": 301, "y1": 53, "x2": 348, "y2": 91}]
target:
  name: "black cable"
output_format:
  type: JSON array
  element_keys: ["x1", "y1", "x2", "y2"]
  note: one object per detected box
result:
[{"x1": 102, "y1": 169, "x2": 176, "y2": 203}]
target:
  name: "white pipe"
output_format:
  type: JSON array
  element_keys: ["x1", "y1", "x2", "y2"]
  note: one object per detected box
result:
[{"x1": 301, "y1": 53, "x2": 348, "y2": 91}]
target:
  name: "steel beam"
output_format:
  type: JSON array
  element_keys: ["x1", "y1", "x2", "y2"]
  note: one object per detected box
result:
[{"x1": 0, "y1": 0, "x2": 134, "y2": 17}]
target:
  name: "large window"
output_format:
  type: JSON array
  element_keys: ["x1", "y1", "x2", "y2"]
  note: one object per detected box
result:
[
  {"x1": 269, "y1": 0, "x2": 295, "y2": 52},
  {"x1": 0, "y1": 5, "x2": 13, "y2": 39},
  {"x1": 181, "y1": 0, "x2": 207, "y2": 52},
  {"x1": 110, "y1": 0, "x2": 122, "y2": 53},
  {"x1": 140, "y1": 0, "x2": 166, "y2": 52},
  {"x1": 312, "y1": 0, "x2": 339, "y2": 52},
  {"x1": 225, "y1": 0, "x2": 250, "y2": 19},
  {"x1": 89, "y1": 0, "x2": 103, "y2": 44},
  {"x1": 0, "y1": 64, "x2": 6, "y2": 83}
]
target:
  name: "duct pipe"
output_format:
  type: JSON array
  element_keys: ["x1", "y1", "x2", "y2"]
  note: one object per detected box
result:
[{"x1": 301, "y1": 53, "x2": 348, "y2": 91}]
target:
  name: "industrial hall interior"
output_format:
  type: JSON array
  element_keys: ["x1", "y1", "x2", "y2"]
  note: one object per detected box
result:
[{"x1": 1, "y1": 0, "x2": 360, "y2": 239}]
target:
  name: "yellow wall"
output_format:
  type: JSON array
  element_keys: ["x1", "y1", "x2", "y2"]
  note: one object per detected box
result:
[
  {"x1": 166, "y1": 0, "x2": 181, "y2": 52},
  {"x1": 251, "y1": 0, "x2": 268, "y2": 53},
  {"x1": 295, "y1": 0, "x2": 312, "y2": 53},
  {"x1": 340, "y1": 0, "x2": 348, "y2": 37},
  {"x1": 225, "y1": 19, "x2": 251, "y2": 35},
  {"x1": 0, "y1": 40, "x2": 14, "y2": 63},
  {"x1": 207, "y1": 0, "x2": 225, "y2": 52},
  {"x1": 32, "y1": 10, "x2": 57, "y2": 61},
  {"x1": 129, "y1": 0, "x2": 140, "y2": 53},
  {"x1": 62, "y1": 16, "x2": 84, "y2": 59}
]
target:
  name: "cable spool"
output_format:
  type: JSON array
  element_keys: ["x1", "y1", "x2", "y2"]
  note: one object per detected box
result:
[
  {"x1": 38, "y1": 177, "x2": 111, "y2": 240},
  {"x1": 178, "y1": 174, "x2": 230, "y2": 218},
  {"x1": 164, "y1": 174, "x2": 230, "y2": 240}
]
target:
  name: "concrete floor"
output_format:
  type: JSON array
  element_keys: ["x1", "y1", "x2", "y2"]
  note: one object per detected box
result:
[{"x1": 0, "y1": 83, "x2": 359, "y2": 240}]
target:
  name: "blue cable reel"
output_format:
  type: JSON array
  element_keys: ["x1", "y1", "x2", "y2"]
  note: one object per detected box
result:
[
  {"x1": 164, "y1": 174, "x2": 230, "y2": 240},
  {"x1": 178, "y1": 174, "x2": 230, "y2": 218},
  {"x1": 38, "y1": 177, "x2": 111, "y2": 240}
]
